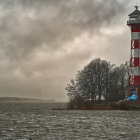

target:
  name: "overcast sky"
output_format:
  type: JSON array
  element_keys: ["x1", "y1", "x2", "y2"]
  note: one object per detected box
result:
[{"x1": 0, "y1": 0, "x2": 139, "y2": 101}]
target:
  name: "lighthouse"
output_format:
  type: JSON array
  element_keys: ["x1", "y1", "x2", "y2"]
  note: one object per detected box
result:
[{"x1": 127, "y1": 6, "x2": 140, "y2": 100}]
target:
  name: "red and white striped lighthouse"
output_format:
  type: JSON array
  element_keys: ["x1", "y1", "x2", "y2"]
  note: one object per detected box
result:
[{"x1": 127, "y1": 6, "x2": 140, "y2": 99}]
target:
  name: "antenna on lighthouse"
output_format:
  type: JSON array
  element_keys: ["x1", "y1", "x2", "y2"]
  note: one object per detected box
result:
[
  {"x1": 135, "y1": 6, "x2": 138, "y2": 10},
  {"x1": 135, "y1": 6, "x2": 140, "y2": 10}
]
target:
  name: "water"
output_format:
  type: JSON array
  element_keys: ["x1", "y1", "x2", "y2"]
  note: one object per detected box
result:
[{"x1": 0, "y1": 102, "x2": 140, "y2": 140}]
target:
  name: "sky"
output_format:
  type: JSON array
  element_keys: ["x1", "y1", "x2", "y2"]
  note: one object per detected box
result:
[{"x1": 0, "y1": 0, "x2": 139, "y2": 101}]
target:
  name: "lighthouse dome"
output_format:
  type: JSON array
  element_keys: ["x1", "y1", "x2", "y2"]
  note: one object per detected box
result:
[
  {"x1": 129, "y1": 6, "x2": 140, "y2": 16},
  {"x1": 127, "y1": 6, "x2": 140, "y2": 25},
  {"x1": 129, "y1": 9, "x2": 140, "y2": 16}
]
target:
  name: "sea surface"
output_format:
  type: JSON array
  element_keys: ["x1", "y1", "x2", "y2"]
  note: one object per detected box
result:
[{"x1": 0, "y1": 102, "x2": 140, "y2": 140}]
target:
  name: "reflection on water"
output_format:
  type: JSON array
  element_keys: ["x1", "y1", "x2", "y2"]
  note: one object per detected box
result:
[{"x1": 0, "y1": 102, "x2": 140, "y2": 140}]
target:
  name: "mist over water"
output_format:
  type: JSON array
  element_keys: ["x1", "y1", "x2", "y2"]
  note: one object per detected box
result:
[{"x1": 0, "y1": 102, "x2": 140, "y2": 139}]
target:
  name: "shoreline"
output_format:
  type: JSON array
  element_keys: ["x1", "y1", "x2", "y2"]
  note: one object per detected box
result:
[{"x1": 53, "y1": 103, "x2": 140, "y2": 111}]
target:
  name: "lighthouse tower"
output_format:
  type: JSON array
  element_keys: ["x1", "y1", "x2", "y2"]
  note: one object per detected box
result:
[{"x1": 127, "y1": 6, "x2": 140, "y2": 100}]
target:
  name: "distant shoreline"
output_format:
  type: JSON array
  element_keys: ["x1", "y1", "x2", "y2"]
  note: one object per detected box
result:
[{"x1": 0, "y1": 97, "x2": 55, "y2": 103}]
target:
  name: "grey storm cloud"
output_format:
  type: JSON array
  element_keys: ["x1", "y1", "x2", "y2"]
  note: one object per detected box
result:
[
  {"x1": 0, "y1": 0, "x2": 127, "y2": 59},
  {"x1": 0, "y1": 0, "x2": 133, "y2": 101}
]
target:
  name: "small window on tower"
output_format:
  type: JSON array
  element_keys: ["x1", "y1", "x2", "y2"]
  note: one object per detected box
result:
[{"x1": 133, "y1": 25, "x2": 136, "y2": 30}]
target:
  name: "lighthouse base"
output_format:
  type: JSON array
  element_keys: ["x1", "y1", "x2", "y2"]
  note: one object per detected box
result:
[{"x1": 126, "y1": 85, "x2": 140, "y2": 100}]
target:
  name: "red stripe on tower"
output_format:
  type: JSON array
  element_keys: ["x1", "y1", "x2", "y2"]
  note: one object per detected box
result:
[
  {"x1": 128, "y1": 76, "x2": 140, "y2": 85},
  {"x1": 130, "y1": 58, "x2": 140, "y2": 67},
  {"x1": 131, "y1": 40, "x2": 140, "y2": 49},
  {"x1": 131, "y1": 24, "x2": 140, "y2": 32}
]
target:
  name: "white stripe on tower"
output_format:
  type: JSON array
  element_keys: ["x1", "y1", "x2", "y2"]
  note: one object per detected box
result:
[
  {"x1": 131, "y1": 67, "x2": 140, "y2": 75},
  {"x1": 131, "y1": 32, "x2": 140, "y2": 40},
  {"x1": 131, "y1": 49, "x2": 140, "y2": 57}
]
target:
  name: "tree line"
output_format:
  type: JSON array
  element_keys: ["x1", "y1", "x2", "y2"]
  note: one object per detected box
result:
[{"x1": 65, "y1": 58, "x2": 130, "y2": 108}]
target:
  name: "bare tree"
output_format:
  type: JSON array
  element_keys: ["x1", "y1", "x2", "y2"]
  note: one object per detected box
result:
[{"x1": 66, "y1": 58, "x2": 130, "y2": 107}]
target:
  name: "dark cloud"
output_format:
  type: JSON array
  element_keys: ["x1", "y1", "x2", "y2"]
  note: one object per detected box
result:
[
  {"x1": 0, "y1": 0, "x2": 127, "y2": 59},
  {"x1": 0, "y1": 0, "x2": 134, "y2": 101}
]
